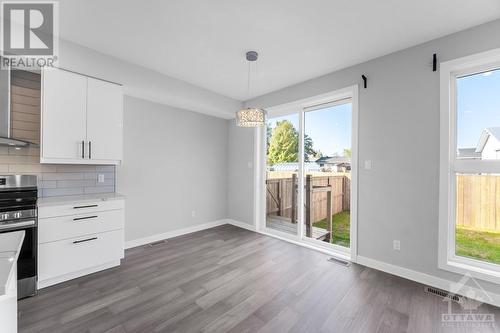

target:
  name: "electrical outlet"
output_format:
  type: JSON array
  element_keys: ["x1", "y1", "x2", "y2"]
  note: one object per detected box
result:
[
  {"x1": 393, "y1": 240, "x2": 401, "y2": 251},
  {"x1": 191, "y1": 211, "x2": 196, "y2": 217},
  {"x1": 97, "y1": 174, "x2": 105, "y2": 183},
  {"x1": 364, "y1": 160, "x2": 372, "y2": 170}
]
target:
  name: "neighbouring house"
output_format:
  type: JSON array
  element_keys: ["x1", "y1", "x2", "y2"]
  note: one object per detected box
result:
[
  {"x1": 315, "y1": 156, "x2": 332, "y2": 167},
  {"x1": 316, "y1": 156, "x2": 351, "y2": 172},
  {"x1": 457, "y1": 147, "x2": 481, "y2": 159},
  {"x1": 476, "y1": 127, "x2": 500, "y2": 160}
]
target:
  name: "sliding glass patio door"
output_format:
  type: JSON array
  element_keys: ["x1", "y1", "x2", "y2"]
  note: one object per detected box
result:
[
  {"x1": 261, "y1": 87, "x2": 357, "y2": 259},
  {"x1": 302, "y1": 101, "x2": 352, "y2": 252},
  {"x1": 265, "y1": 113, "x2": 299, "y2": 236}
]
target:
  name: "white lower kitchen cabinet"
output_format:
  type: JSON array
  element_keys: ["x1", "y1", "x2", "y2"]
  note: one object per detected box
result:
[
  {"x1": 37, "y1": 195, "x2": 125, "y2": 289},
  {"x1": 0, "y1": 263, "x2": 17, "y2": 333}
]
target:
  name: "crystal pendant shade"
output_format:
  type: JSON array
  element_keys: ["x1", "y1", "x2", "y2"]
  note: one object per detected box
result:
[{"x1": 236, "y1": 108, "x2": 266, "y2": 127}]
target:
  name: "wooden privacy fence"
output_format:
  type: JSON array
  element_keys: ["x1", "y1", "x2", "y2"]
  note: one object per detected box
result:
[
  {"x1": 456, "y1": 174, "x2": 500, "y2": 232},
  {"x1": 266, "y1": 174, "x2": 350, "y2": 225}
]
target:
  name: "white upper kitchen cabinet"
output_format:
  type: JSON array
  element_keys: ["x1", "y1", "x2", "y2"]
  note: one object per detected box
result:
[
  {"x1": 86, "y1": 78, "x2": 123, "y2": 163},
  {"x1": 41, "y1": 68, "x2": 87, "y2": 161},
  {"x1": 41, "y1": 68, "x2": 123, "y2": 165}
]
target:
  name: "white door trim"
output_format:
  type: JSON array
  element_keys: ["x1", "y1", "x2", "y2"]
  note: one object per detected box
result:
[
  {"x1": 254, "y1": 85, "x2": 359, "y2": 262},
  {"x1": 438, "y1": 47, "x2": 500, "y2": 283}
]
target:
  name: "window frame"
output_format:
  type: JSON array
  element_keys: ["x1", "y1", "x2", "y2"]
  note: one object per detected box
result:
[
  {"x1": 439, "y1": 48, "x2": 500, "y2": 284},
  {"x1": 254, "y1": 85, "x2": 359, "y2": 262}
]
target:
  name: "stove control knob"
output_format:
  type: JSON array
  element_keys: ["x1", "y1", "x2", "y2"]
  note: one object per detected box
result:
[
  {"x1": 13, "y1": 212, "x2": 22, "y2": 219},
  {"x1": 0, "y1": 213, "x2": 8, "y2": 220}
]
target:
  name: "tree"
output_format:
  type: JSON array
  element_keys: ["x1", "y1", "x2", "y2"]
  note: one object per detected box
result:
[
  {"x1": 304, "y1": 134, "x2": 316, "y2": 162},
  {"x1": 266, "y1": 123, "x2": 272, "y2": 154},
  {"x1": 267, "y1": 120, "x2": 318, "y2": 164},
  {"x1": 313, "y1": 150, "x2": 324, "y2": 160},
  {"x1": 268, "y1": 120, "x2": 298, "y2": 164},
  {"x1": 343, "y1": 148, "x2": 352, "y2": 157}
]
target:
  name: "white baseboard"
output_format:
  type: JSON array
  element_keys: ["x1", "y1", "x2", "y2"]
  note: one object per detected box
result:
[
  {"x1": 226, "y1": 220, "x2": 500, "y2": 308},
  {"x1": 357, "y1": 255, "x2": 500, "y2": 308},
  {"x1": 38, "y1": 260, "x2": 121, "y2": 289},
  {"x1": 125, "y1": 219, "x2": 227, "y2": 249},
  {"x1": 226, "y1": 219, "x2": 256, "y2": 231},
  {"x1": 124, "y1": 218, "x2": 500, "y2": 309}
]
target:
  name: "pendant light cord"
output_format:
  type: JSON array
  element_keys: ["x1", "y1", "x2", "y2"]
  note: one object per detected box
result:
[{"x1": 247, "y1": 60, "x2": 251, "y2": 101}]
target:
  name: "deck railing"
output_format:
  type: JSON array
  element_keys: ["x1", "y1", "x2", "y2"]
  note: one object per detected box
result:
[{"x1": 266, "y1": 173, "x2": 350, "y2": 239}]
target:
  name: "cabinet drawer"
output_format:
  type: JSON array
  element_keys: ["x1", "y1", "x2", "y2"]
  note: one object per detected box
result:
[
  {"x1": 38, "y1": 229, "x2": 124, "y2": 282},
  {"x1": 38, "y1": 199, "x2": 124, "y2": 218},
  {"x1": 39, "y1": 209, "x2": 124, "y2": 244}
]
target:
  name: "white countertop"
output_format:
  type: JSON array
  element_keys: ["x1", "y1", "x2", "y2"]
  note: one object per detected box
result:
[
  {"x1": 37, "y1": 193, "x2": 125, "y2": 207},
  {"x1": 0, "y1": 231, "x2": 25, "y2": 296}
]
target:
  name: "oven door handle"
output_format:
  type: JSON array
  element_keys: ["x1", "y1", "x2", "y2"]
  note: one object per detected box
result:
[{"x1": 0, "y1": 220, "x2": 36, "y2": 231}]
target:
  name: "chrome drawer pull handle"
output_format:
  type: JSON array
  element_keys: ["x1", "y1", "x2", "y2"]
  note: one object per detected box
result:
[
  {"x1": 73, "y1": 237, "x2": 98, "y2": 244},
  {"x1": 73, "y1": 216, "x2": 98, "y2": 221},
  {"x1": 73, "y1": 205, "x2": 98, "y2": 209}
]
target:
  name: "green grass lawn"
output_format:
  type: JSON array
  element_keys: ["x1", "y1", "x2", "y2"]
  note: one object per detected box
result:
[
  {"x1": 313, "y1": 210, "x2": 350, "y2": 247},
  {"x1": 456, "y1": 227, "x2": 500, "y2": 265},
  {"x1": 312, "y1": 213, "x2": 500, "y2": 263}
]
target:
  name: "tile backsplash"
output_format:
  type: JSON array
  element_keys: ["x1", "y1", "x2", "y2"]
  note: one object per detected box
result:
[
  {"x1": 0, "y1": 70, "x2": 116, "y2": 197},
  {"x1": 0, "y1": 146, "x2": 116, "y2": 198}
]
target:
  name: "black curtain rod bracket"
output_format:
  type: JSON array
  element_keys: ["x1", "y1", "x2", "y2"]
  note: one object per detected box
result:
[
  {"x1": 432, "y1": 53, "x2": 437, "y2": 72},
  {"x1": 362, "y1": 75, "x2": 367, "y2": 89}
]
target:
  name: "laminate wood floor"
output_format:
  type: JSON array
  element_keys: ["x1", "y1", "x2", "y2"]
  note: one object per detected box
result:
[{"x1": 18, "y1": 225, "x2": 500, "y2": 333}]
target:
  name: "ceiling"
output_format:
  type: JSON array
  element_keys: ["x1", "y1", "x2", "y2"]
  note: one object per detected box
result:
[{"x1": 59, "y1": 0, "x2": 500, "y2": 101}]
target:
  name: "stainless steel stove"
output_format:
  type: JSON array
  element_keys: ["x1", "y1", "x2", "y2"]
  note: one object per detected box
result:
[{"x1": 0, "y1": 175, "x2": 38, "y2": 299}]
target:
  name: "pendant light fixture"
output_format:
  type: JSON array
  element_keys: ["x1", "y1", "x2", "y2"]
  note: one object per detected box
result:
[{"x1": 236, "y1": 51, "x2": 266, "y2": 127}]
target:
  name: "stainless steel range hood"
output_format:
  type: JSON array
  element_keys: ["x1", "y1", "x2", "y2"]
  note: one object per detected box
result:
[
  {"x1": 0, "y1": 136, "x2": 33, "y2": 147},
  {"x1": 0, "y1": 63, "x2": 36, "y2": 147}
]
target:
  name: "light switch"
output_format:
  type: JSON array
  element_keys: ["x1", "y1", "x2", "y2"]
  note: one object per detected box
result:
[
  {"x1": 364, "y1": 160, "x2": 372, "y2": 170},
  {"x1": 97, "y1": 174, "x2": 105, "y2": 183}
]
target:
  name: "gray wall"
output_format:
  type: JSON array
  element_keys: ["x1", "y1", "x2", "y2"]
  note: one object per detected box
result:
[
  {"x1": 116, "y1": 96, "x2": 228, "y2": 242},
  {"x1": 227, "y1": 119, "x2": 254, "y2": 225},
  {"x1": 228, "y1": 19, "x2": 500, "y2": 294},
  {"x1": 58, "y1": 39, "x2": 240, "y2": 119}
]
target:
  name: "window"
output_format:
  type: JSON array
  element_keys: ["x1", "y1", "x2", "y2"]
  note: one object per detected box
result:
[
  {"x1": 303, "y1": 102, "x2": 352, "y2": 249},
  {"x1": 256, "y1": 85, "x2": 358, "y2": 260},
  {"x1": 265, "y1": 113, "x2": 299, "y2": 236},
  {"x1": 456, "y1": 68, "x2": 500, "y2": 161},
  {"x1": 439, "y1": 49, "x2": 500, "y2": 283}
]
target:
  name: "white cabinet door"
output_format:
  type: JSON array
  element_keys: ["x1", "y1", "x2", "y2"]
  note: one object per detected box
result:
[
  {"x1": 0, "y1": 263, "x2": 17, "y2": 333},
  {"x1": 38, "y1": 229, "x2": 124, "y2": 283},
  {"x1": 41, "y1": 68, "x2": 87, "y2": 161},
  {"x1": 86, "y1": 78, "x2": 123, "y2": 162}
]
